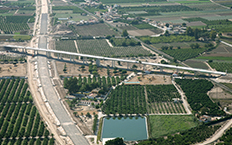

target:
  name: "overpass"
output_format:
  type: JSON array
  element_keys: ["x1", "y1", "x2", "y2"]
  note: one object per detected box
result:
[{"x1": 4, "y1": 44, "x2": 227, "y2": 75}]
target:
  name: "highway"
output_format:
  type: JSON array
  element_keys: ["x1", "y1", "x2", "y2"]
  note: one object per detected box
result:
[
  {"x1": 5, "y1": 44, "x2": 227, "y2": 75},
  {"x1": 37, "y1": 0, "x2": 89, "y2": 144}
]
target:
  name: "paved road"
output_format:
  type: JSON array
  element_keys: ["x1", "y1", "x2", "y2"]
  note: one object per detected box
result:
[{"x1": 37, "y1": 0, "x2": 89, "y2": 144}]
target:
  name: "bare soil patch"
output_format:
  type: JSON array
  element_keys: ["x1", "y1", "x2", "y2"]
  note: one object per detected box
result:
[
  {"x1": 128, "y1": 74, "x2": 172, "y2": 85},
  {"x1": 208, "y1": 87, "x2": 232, "y2": 113},
  {"x1": 0, "y1": 62, "x2": 27, "y2": 77}
]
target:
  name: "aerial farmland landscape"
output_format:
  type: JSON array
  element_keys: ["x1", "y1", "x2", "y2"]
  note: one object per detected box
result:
[{"x1": 0, "y1": 0, "x2": 232, "y2": 144}]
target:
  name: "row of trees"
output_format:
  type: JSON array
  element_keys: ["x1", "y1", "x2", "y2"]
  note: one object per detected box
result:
[
  {"x1": 175, "y1": 79, "x2": 225, "y2": 116},
  {"x1": 63, "y1": 74, "x2": 125, "y2": 94},
  {"x1": 146, "y1": 85, "x2": 181, "y2": 102},
  {"x1": 0, "y1": 78, "x2": 52, "y2": 142}
]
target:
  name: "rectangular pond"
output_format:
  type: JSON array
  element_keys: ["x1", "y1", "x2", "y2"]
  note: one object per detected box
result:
[{"x1": 101, "y1": 116, "x2": 148, "y2": 141}]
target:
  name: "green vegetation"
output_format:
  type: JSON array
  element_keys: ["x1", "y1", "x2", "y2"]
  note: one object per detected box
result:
[
  {"x1": 76, "y1": 39, "x2": 151, "y2": 57},
  {"x1": 146, "y1": 85, "x2": 180, "y2": 102},
  {"x1": 162, "y1": 47, "x2": 210, "y2": 61},
  {"x1": 208, "y1": 62, "x2": 232, "y2": 73},
  {"x1": 139, "y1": 35, "x2": 196, "y2": 44},
  {"x1": 0, "y1": 78, "x2": 54, "y2": 144},
  {"x1": 175, "y1": 79, "x2": 225, "y2": 116},
  {"x1": 146, "y1": 85, "x2": 186, "y2": 114},
  {"x1": 196, "y1": 56, "x2": 232, "y2": 61},
  {"x1": 92, "y1": 114, "x2": 98, "y2": 134},
  {"x1": 13, "y1": 35, "x2": 32, "y2": 41},
  {"x1": 117, "y1": 5, "x2": 199, "y2": 16},
  {"x1": 222, "y1": 83, "x2": 232, "y2": 90},
  {"x1": 63, "y1": 75, "x2": 124, "y2": 95},
  {"x1": 100, "y1": 0, "x2": 166, "y2": 3},
  {"x1": 109, "y1": 37, "x2": 140, "y2": 46},
  {"x1": 148, "y1": 115, "x2": 197, "y2": 138},
  {"x1": 103, "y1": 85, "x2": 147, "y2": 115},
  {"x1": 183, "y1": 18, "x2": 232, "y2": 32},
  {"x1": 70, "y1": 23, "x2": 118, "y2": 36},
  {"x1": 52, "y1": 6, "x2": 85, "y2": 13},
  {"x1": 105, "y1": 137, "x2": 124, "y2": 145},
  {"x1": 0, "y1": 16, "x2": 32, "y2": 34},
  {"x1": 55, "y1": 40, "x2": 77, "y2": 58},
  {"x1": 217, "y1": 126, "x2": 232, "y2": 144},
  {"x1": 139, "y1": 124, "x2": 220, "y2": 145}
]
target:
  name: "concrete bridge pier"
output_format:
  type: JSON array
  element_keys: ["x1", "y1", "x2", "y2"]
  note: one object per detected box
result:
[
  {"x1": 70, "y1": 55, "x2": 72, "y2": 61},
  {"x1": 160, "y1": 67, "x2": 163, "y2": 72},
  {"x1": 83, "y1": 57, "x2": 85, "y2": 64},
  {"x1": 57, "y1": 54, "x2": 60, "y2": 59},
  {"x1": 127, "y1": 62, "x2": 129, "y2": 69},
  {"x1": 96, "y1": 59, "x2": 100, "y2": 66},
  {"x1": 194, "y1": 71, "x2": 197, "y2": 76},
  {"x1": 112, "y1": 60, "x2": 115, "y2": 67}
]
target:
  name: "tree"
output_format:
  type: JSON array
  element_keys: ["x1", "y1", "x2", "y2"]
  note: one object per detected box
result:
[
  {"x1": 63, "y1": 63, "x2": 67, "y2": 72},
  {"x1": 98, "y1": 4, "x2": 104, "y2": 9},
  {"x1": 169, "y1": 46, "x2": 173, "y2": 50},
  {"x1": 165, "y1": 23, "x2": 169, "y2": 27},
  {"x1": 105, "y1": 138, "x2": 124, "y2": 145},
  {"x1": 81, "y1": 65, "x2": 85, "y2": 72},
  {"x1": 107, "y1": 67, "x2": 110, "y2": 76},
  {"x1": 122, "y1": 30, "x2": 128, "y2": 37},
  {"x1": 73, "y1": 112, "x2": 77, "y2": 117},
  {"x1": 164, "y1": 30, "x2": 169, "y2": 36},
  {"x1": 182, "y1": 23, "x2": 186, "y2": 27},
  {"x1": 117, "y1": 61, "x2": 121, "y2": 65},
  {"x1": 86, "y1": 112, "x2": 91, "y2": 118},
  {"x1": 210, "y1": 30, "x2": 217, "y2": 40}
]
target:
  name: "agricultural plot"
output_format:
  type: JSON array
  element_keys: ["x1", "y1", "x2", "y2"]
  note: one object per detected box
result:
[
  {"x1": 117, "y1": 5, "x2": 199, "y2": 16},
  {"x1": 148, "y1": 115, "x2": 197, "y2": 138},
  {"x1": 76, "y1": 39, "x2": 151, "y2": 57},
  {"x1": 64, "y1": 75, "x2": 123, "y2": 94},
  {"x1": 214, "y1": 0, "x2": 232, "y2": 7},
  {"x1": 0, "y1": 16, "x2": 32, "y2": 34},
  {"x1": 175, "y1": 79, "x2": 225, "y2": 116},
  {"x1": 102, "y1": 85, "x2": 147, "y2": 115},
  {"x1": 55, "y1": 40, "x2": 77, "y2": 58},
  {"x1": 162, "y1": 47, "x2": 209, "y2": 61},
  {"x1": 146, "y1": 85, "x2": 186, "y2": 114},
  {"x1": 139, "y1": 35, "x2": 196, "y2": 44},
  {"x1": 100, "y1": 0, "x2": 167, "y2": 4},
  {"x1": 71, "y1": 23, "x2": 118, "y2": 36},
  {"x1": 208, "y1": 62, "x2": 232, "y2": 73},
  {"x1": 0, "y1": 78, "x2": 54, "y2": 144},
  {"x1": 184, "y1": 59, "x2": 209, "y2": 69}
]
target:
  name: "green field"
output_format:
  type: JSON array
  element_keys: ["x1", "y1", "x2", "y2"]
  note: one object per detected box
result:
[
  {"x1": 55, "y1": 40, "x2": 77, "y2": 58},
  {"x1": 76, "y1": 39, "x2": 151, "y2": 57},
  {"x1": 146, "y1": 85, "x2": 186, "y2": 114},
  {"x1": 0, "y1": 78, "x2": 54, "y2": 144},
  {"x1": 148, "y1": 115, "x2": 197, "y2": 138},
  {"x1": 162, "y1": 47, "x2": 210, "y2": 61},
  {"x1": 196, "y1": 56, "x2": 232, "y2": 61},
  {"x1": 71, "y1": 23, "x2": 118, "y2": 36},
  {"x1": 208, "y1": 62, "x2": 232, "y2": 73},
  {"x1": 184, "y1": 59, "x2": 209, "y2": 69}
]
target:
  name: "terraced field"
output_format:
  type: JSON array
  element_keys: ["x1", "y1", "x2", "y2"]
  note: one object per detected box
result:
[
  {"x1": 0, "y1": 78, "x2": 54, "y2": 144},
  {"x1": 76, "y1": 39, "x2": 151, "y2": 57}
]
